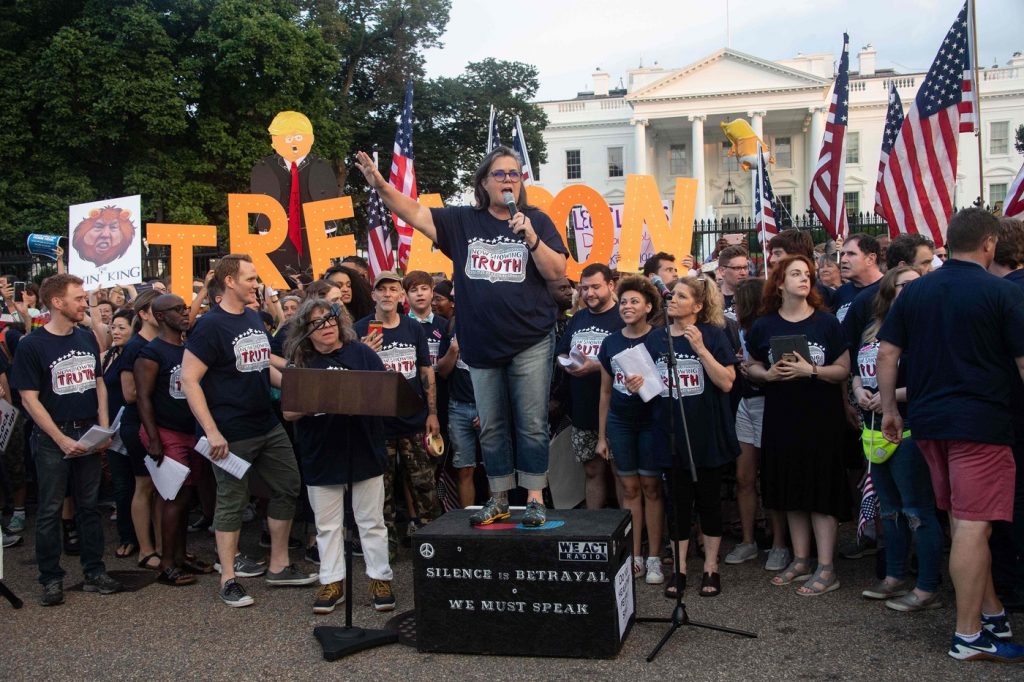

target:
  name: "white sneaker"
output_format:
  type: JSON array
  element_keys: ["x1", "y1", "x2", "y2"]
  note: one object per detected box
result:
[
  {"x1": 724, "y1": 542, "x2": 759, "y2": 565},
  {"x1": 632, "y1": 555, "x2": 645, "y2": 579},
  {"x1": 644, "y1": 557, "x2": 665, "y2": 584},
  {"x1": 764, "y1": 547, "x2": 792, "y2": 572}
]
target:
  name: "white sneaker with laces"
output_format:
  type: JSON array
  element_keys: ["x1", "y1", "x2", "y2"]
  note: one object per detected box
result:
[{"x1": 644, "y1": 557, "x2": 665, "y2": 585}]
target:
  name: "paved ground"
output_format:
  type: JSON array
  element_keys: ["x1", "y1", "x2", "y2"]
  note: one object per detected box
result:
[{"x1": 1, "y1": 512, "x2": 1020, "y2": 681}]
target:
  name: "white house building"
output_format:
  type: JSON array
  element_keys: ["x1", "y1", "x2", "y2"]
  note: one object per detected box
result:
[{"x1": 536, "y1": 46, "x2": 1024, "y2": 224}]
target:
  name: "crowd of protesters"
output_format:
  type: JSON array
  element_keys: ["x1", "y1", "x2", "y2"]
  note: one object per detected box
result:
[{"x1": 0, "y1": 148, "x2": 1022, "y2": 664}]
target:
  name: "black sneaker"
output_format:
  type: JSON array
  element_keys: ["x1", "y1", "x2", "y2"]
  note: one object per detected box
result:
[
  {"x1": 40, "y1": 581, "x2": 64, "y2": 607},
  {"x1": 520, "y1": 499, "x2": 547, "y2": 528},
  {"x1": 214, "y1": 553, "x2": 267, "y2": 578},
  {"x1": 369, "y1": 579, "x2": 396, "y2": 612},
  {"x1": 63, "y1": 525, "x2": 80, "y2": 556},
  {"x1": 83, "y1": 572, "x2": 123, "y2": 595},
  {"x1": 265, "y1": 563, "x2": 318, "y2": 587},
  {"x1": 219, "y1": 578, "x2": 254, "y2": 608},
  {"x1": 304, "y1": 544, "x2": 320, "y2": 565},
  {"x1": 259, "y1": 531, "x2": 302, "y2": 550}
]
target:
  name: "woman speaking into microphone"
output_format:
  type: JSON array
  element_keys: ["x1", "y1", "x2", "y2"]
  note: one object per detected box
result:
[{"x1": 354, "y1": 146, "x2": 567, "y2": 527}]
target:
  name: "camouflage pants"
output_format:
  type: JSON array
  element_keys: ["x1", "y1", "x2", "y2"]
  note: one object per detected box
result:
[{"x1": 383, "y1": 435, "x2": 441, "y2": 549}]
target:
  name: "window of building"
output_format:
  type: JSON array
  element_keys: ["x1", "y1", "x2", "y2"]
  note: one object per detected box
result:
[
  {"x1": 566, "y1": 149, "x2": 581, "y2": 180},
  {"x1": 776, "y1": 194, "x2": 792, "y2": 219},
  {"x1": 846, "y1": 131, "x2": 860, "y2": 164},
  {"x1": 607, "y1": 147, "x2": 623, "y2": 178},
  {"x1": 774, "y1": 136, "x2": 792, "y2": 168},
  {"x1": 720, "y1": 141, "x2": 738, "y2": 173},
  {"x1": 990, "y1": 183, "x2": 1008, "y2": 206},
  {"x1": 844, "y1": 191, "x2": 860, "y2": 222},
  {"x1": 670, "y1": 144, "x2": 688, "y2": 175},
  {"x1": 990, "y1": 122, "x2": 1009, "y2": 155}
]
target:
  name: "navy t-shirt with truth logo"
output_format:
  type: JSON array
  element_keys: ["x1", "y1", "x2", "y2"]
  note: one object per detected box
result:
[
  {"x1": 430, "y1": 205, "x2": 568, "y2": 368},
  {"x1": 354, "y1": 315, "x2": 430, "y2": 438},
  {"x1": 556, "y1": 306, "x2": 624, "y2": 431},
  {"x1": 138, "y1": 337, "x2": 195, "y2": 434},
  {"x1": 185, "y1": 306, "x2": 277, "y2": 441},
  {"x1": 10, "y1": 326, "x2": 101, "y2": 424}
]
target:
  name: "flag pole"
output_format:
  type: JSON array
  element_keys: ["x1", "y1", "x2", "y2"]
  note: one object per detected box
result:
[
  {"x1": 970, "y1": 0, "x2": 984, "y2": 207},
  {"x1": 755, "y1": 143, "x2": 767, "y2": 262}
]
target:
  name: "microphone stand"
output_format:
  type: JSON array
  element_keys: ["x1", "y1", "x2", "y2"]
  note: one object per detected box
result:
[{"x1": 636, "y1": 321, "x2": 756, "y2": 662}]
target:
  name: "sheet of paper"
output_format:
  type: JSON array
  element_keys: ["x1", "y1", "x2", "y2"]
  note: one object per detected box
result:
[
  {"x1": 144, "y1": 455, "x2": 190, "y2": 501},
  {"x1": 195, "y1": 437, "x2": 251, "y2": 479},
  {"x1": 612, "y1": 344, "x2": 664, "y2": 403},
  {"x1": 110, "y1": 405, "x2": 125, "y2": 433},
  {"x1": 70, "y1": 424, "x2": 117, "y2": 457},
  {"x1": 557, "y1": 347, "x2": 588, "y2": 370}
]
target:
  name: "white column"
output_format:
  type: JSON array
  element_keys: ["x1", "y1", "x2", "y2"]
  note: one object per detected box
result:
[
  {"x1": 689, "y1": 114, "x2": 707, "y2": 219},
  {"x1": 748, "y1": 110, "x2": 766, "y2": 139},
  {"x1": 632, "y1": 118, "x2": 648, "y2": 175},
  {"x1": 807, "y1": 106, "x2": 826, "y2": 191}
]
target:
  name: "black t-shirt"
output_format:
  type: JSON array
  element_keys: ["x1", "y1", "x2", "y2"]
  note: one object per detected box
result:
[
  {"x1": 1005, "y1": 269, "x2": 1024, "y2": 435},
  {"x1": 430, "y1": 205, "x2": 568, "y2": 368},
  {"x1": 10, "y1": 326, "x2": 101, "y2": 423},
  {"x1": 410, "y1": 313, "x2": 448, "y2": 369},
  {"x1": 832, "y1": 279, "x2": 877, "y2": 324},
  {"x1": 747, "y1": 309, "x2": 844, "y2": 369},
  {"x1": 878, "y1": 259, "x2": 1024, "y2": 444},
  {"x1": 270, "y1": 321, "x2": 291, "y2": 357},
  {"x1": 138, "y1": 337, "x2": 195, "y2": 433},
  {"x1": 102, "y1": 348, "x2": 126, "y2": 420},
  {"x1": 597, "y1": 328, "x2": 653, "y2": 421},
  {"x1": 118, "y1": 334, "x2": 151, "y2": 424},
  {"x1": 185, "y1": 306, "x2": 277, "y2": 441},
  {"x1": 840, "y1": 280, "x2": 882, "y2": 360},
  {"x1": 645, "y1": 324, "x2": 740, "y2": 470},
  {"x1": 294, "y1": 344, "x2": 388, "y2": 485},
  {"x1": 439, "y1": 329, "x2": 474, "y2": 404},
  {"x1": 353, "y1": 315, "x2": 430, "y2": 438},
  {"x1": 557, "y1": 306, "x2": 625, "y2": 431}
]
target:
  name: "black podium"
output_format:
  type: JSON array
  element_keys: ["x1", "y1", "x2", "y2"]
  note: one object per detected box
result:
[
  {"x1": 281, "y1": 367, "x2": 422, "y2": 661},
  {"x1": 413, "y1": 509, "x2": 634, "y2": 658}
]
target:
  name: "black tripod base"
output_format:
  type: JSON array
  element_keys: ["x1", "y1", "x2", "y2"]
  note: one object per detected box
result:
[
  {"x1": 0, "y1": 581, "x2": 23, "y2": 609},
  {"x1": 637, "y1": 602, "x2": 757, "y2": 662},
  {"x1": 313, "y1": 625, "x2": 399, "y2": 661}
]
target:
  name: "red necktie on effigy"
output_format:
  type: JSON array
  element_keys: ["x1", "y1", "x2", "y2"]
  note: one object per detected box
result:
[{"x1": 288, "y1": 161, "x2": 303, "y2": 257}]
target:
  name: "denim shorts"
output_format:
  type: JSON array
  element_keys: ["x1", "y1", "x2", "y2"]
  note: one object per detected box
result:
[
  {"x1": 448, "y1": 400, "x2": 480, "y2": 469},
  {"x1": 606, "y1": 412, "x2": 658, "y2": 477}
]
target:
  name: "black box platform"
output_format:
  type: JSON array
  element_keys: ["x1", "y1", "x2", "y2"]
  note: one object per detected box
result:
[{"x1": 412, "y1": 508, "x2": 634, "y2": 658}]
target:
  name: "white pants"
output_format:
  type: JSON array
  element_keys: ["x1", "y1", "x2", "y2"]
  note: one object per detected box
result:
[{"x1": 307, "y1": 476, "x2": 393, "y2": 584}]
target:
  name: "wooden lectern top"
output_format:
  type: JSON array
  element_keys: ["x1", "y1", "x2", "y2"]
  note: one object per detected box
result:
[{"x1": 280, "y1": 368, "x2": 423, "y2": 418}]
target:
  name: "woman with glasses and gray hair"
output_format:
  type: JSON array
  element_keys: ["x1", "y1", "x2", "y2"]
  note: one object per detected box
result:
[
  {"x1": 354, "y1": 146, "x2": 568, "y2": 528},
  {"x1": 282, "y1": 298, "x2": 395, "y2": 615}
]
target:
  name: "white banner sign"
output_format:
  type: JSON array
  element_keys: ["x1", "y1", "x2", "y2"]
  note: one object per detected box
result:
[
  {"x1": 0, "y1": 398, "x2": 19, "y2": 453},
  {"x1": 569, "y1": 201, "x2": 670, "y2": 269},
  {"x1": 67, "y1": 194, "x2": 143, "y2": 291}
]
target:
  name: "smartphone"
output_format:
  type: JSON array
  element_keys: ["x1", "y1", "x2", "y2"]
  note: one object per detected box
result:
[
  {"x1": 368, "y1": 319, "x2": 383, "y2": 337},
  {"x1": 13, "y1": 282, "x2": 25, "y2": 303},
  {"x1": 209, "y1": 258, "x2": 219, "y2": 272},
  {"x1": 724, "y1": 233, "x2": 745, "y2": 246}
]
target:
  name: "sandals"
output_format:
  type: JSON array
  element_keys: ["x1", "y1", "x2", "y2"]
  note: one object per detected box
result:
[
  {"x1": 770, "y1": 557, "x2": 813, "y2": 586},
  {"x1": 156, "y1": 566, "x2": 197, "y2": 587},
  {"x1": 663, "y1": 573, "x2": 687, "y2": 598},
  {"x1": 699, "y1": 571, "x2": 721, "y2": 597},
  {"x1": 115, "y1": 542, "x2": 138, "y2": 559},
  {"x1": 797, "y1": 563, "x2": 840, "y2": 597},
  {"x1": 138, "y1": 552, "x2": 162, "y2": 571},
  {"x1": 182, "y1": 554, "x2": 215, "y2": 575}
]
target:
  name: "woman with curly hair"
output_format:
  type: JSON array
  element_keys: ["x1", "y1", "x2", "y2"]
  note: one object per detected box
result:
[{"x1": 746, "y1": 255, "x2": 852, "y2": 597}]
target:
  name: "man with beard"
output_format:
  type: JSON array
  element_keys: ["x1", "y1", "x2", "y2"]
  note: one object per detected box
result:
[{"x1": 556, "y1": 264, "x2": 624, "y2": 509}]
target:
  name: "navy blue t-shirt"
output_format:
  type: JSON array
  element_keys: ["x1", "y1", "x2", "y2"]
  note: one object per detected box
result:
[
  {"x1": 557, "y1": 306, "x2": 625, "y2": 431},
  {"x1": 840, "y1": 280, "x2": 882, "y2": 359},
  {"x1": 102, "y1": 348, "x2": 126, "y2": 421},
  {"x1": 878, "y1": 259, "x2": 1024, "y2": 444},
  {"x1": 645, "y1": 324, "x2": 740, "y2": 470},
  {"x1": 10, "y1": 326, "x2": 101, "y2": 423},
  {"x1": 270, "y1": 321, "x2": 291, "y2": 358},
  {"x1": 747, "y1": 309, "x2": 845, "y2": 369},
  {"x1": 354, "y1": 315, "x2": 430, "y2": 438},
  {"x1": 185, "y1": 306, "x2": 277, "y2": 441},
  {"x1": 138, "y1": 338, "x2": 195, "y2": 434},
  {"x1": 597, "y1": 328, "x2": 653, "y2": 421},
  {"x1": 118, "y1": 333, "x2": 151, "y2": 425},
  {"x1": 410, "y1": 313, "x2": 448, "y2": 369},
  {"x1": 430, "y1": 205, "x2": 568, "y2": 368},
  {"x1": 439, "y1": 329, "x2": 474, "y2": 404},
  {"x1": 832, "y1": 279, "x2": 877, "y2": 324},
  {"x1": 1005, "y1": 269, "x2": 1024, "y2": 435},
  {"x1": 294, "y1": 344, "x2": 388, "y2": 485}
]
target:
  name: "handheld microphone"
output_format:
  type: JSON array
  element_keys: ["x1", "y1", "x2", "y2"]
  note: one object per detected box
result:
[
  {"x1": 502, "y1": 190, "x2": 519, "y2": 219},
  {"x1": 650, "y1": 275, "x2": 674, "y2": 300}
]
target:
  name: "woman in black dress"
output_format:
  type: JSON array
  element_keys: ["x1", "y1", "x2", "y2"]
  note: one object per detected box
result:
[{"x1": 746, "y1": 255, "x2": 852, "y2": 596}]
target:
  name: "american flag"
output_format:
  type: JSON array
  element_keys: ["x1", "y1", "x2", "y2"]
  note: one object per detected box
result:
[
  {"x1": 366, "y1": 179, "x2": 394, "y2": 280},
  {"x1": 389, "y1": 80, "x2": 417, "y2": 272},
  {"x1": 876, "y1": 1, "x2": 977, "y2": 247},
  {"x1": 512, "y1": 115, "x2": 534, "y2": 183},
  {"x1": 809, "y1": 33, "x2": 850, "y2": 240},
  {"x1": 874, "y1": 84, "x2": 906, "y2": 235},
  {"x1": 487, "y1": 105, "x2": 501, "y2": 151},
  {"x1": 857, "y1": 468, "x2": 879, "y2": 541},
  {"x1": 753, "y1": 148, "x2": 778, "y2": 247},
  {"x1": 1005, "y1": 161, "x2": 1024, "y2": 219}
]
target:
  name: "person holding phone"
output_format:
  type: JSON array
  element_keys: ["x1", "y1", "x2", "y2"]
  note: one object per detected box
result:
[{"x1": 745, "y1": 255, "x2": 852, "y2": 597}]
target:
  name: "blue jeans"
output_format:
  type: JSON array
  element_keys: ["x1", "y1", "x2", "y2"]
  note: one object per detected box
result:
[
  {"x1": 32, "y1": 427, "x2": 107, "y2": 586},
  {"x1": 468, "y1": 332, "x2": 554, "y2": 493},
  {"x1": 606, "y1": 412, "x2": 658, "y2": 477},
  {"x1": 871, "y1": 438, "x2": 943, "y2": 592},
  {"x1": 448, "y1": 400, "x2": 480, "y2": 469}
]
